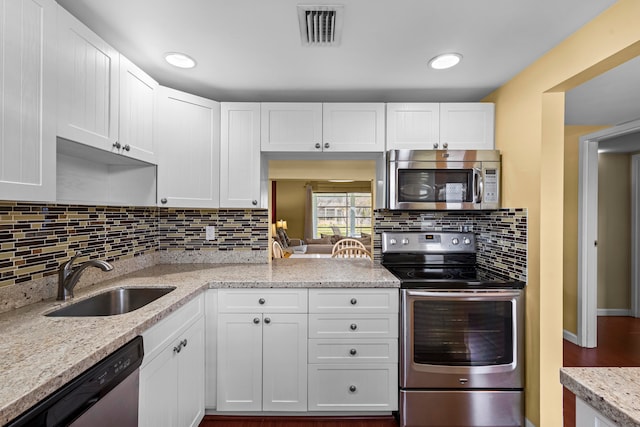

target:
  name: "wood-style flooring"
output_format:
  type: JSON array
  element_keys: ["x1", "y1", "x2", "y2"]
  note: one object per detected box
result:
[
  {"x1": 200, "y1": 415, "x2": 398, "y2": 427},
  {"x1": 563, "y1": 316, "x2": 640, "y2": 427}
]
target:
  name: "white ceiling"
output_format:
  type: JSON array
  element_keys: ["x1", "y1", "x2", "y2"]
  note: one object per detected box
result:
[{"x1": 58, "y1": 0, "x2": 631, "y2": 124}]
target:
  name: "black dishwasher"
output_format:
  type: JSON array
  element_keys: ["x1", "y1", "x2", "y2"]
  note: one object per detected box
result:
[{"x1": 7, "y1": 336, "x2": 144, "y2": 427}]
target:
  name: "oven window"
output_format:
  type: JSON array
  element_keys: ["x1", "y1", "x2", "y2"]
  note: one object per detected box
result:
[
  {"x1": 412, "y1": 300, "x2": 513, "y2": 366},
  {"x1": 398, "y1": 169, "x2": 473, "y2": 203}
]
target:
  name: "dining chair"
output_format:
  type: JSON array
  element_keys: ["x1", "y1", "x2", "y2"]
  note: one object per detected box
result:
[
  {"x1": 272, "y1": 240, "x2": 285, "y2": 258},
  {"x1": 331, "y1": 246, "x2": 372, "y2": 260},
  {"x1": 332, "y1": 238, "x2": 367, "y2": 254}
]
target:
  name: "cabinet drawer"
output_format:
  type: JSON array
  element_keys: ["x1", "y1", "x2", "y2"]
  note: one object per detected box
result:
[
  {"x1": 309, "y1": 289, "x2": 398, "y2": 313},
  {"x1": 308, "y1": 364, "x2": 398, "y2": 411},
  {"x1": 308, "y1": 339, "x2": 398, "y2": 364},
  {"x1": 218, "y1": 289, "x2": 308, "y2": 313},
  {"x1": 142, "y1": 294, "x2": 204, "y2": 367},
  {"x1": 309, "y1": 314, "x2": 398, "y2": 339}
]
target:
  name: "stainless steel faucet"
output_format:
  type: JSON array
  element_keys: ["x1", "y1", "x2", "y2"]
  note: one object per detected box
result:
[{"x1": 57, "y1": 252, "x2": 113, "y2": 301}]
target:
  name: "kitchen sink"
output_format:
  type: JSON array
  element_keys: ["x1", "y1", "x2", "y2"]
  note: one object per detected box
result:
[{"x1": 46, "y1": 287, "x2": 176, "y2": 317}]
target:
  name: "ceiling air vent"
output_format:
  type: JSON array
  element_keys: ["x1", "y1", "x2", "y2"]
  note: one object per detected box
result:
[{"x1": 297, "y1": 5, "x2": 344, "y2": 46}]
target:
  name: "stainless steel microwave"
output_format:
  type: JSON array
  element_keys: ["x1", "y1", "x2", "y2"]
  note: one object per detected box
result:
[{"x1": 387, "y1": 149, "x2": 501, "y2": 210}]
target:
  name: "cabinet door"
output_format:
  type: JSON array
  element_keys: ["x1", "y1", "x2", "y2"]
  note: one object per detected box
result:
[
  {"x1": 322, "y1": 103, "x2": 385, "y2": 152},
  {"x1": 57, "y1": 6, "x2": 119, "y2": 152},
  {"x1": 386, "y1": 103, "x2": 440, "y2": 150},
  {"x1": 220, "y1": 103, "x2": 262, "y2": 208},
  {"x1": 119, "y1": 55, "x2": 158, "y2": 164},
  {"x1": 177, "y1": 317, "x2": 205, "y2": 427},
  {"x1": 262, "y1": 313, "x2": 308, "y2": 411},
  {"x1": 439, "y1": 103, "x2": 495, "y2": 150},
  {"x1": 576, "y1": 397, "x2": 619, "y2": 426},
  {"x1": 139, "y1": 342, "x2": 178, "y2": 427},
  {"x1": 157, "y1": 87, "x2": 220, "y2": 208},
  {"x1": 217, "y1": 313, "x2": 263, "y2": 411},
  {"x1": 0, "y1": 0, "x2": 56, "y2": 202},
  {"x1": 261, "y1": 103, "x2": 322, "y2": 152}
]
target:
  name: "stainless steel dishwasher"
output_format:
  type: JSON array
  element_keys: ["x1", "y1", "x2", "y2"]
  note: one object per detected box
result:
[{"x1": 7, "y1": 336, "x2": 144, "y2": 427}]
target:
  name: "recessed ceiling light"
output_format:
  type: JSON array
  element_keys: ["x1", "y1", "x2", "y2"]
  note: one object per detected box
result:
[
  {"x1": 428, "y1": 53, "x2": 462, "y2": 70},
  {"x1": 164, "y1": 52, "x2": 197, "y2": 69}
]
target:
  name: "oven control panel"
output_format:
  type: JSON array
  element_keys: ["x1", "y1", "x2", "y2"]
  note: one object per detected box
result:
[{"x1": 381, "y1": 231, "x2": 476, "y2": 253}]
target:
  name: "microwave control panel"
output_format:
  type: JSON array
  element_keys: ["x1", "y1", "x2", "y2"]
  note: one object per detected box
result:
[{"x1": 484, "y1": 169, "x2": 499, "y2": 203}]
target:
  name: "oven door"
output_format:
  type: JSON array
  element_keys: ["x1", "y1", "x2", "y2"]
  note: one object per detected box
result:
[{"x1": 401, "y1": 289, "x2": 524, "y2": 389}]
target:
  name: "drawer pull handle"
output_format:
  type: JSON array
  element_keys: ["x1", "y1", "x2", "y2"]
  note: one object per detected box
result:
[
  {"x1": 349, "y1": 385, "x2": 357, "y2": 393},
  {"x1": 349, "y1": 348, "x2": 357, "y2": 356},
  {"x1": 264, "y1": 317, "x2": 271, "y2": 324},
  {"x1": 350, "y1": 323, "x2": 358, "y2": 331},
  {"x1": 350, "y1": 298, "x2": 357, "y2": 305},
  {"x1": 253, "y1": 317, "x2": 261, "y2": 324},
  {"x1": 258, "y1": 298, "x2": 266, "y2": 305}
]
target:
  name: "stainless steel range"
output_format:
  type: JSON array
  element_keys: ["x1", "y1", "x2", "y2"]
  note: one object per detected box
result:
[{"x1": 381, "y1": 231, "x2": 525, "y2": 427}]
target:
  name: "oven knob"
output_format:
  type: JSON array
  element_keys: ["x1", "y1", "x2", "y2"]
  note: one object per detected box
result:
[
  {"x1": 451, "y1": 238, "x2": 459, "y2": 245},
  {"x1": 389, "y1": 238, "x2": 397, "y2": 245},
  {"x1": 401, "y1": 238, "x2": 410, "y2": 245},
  {"x1": 463, "y1": 237, "x2": 471, "y2": 245}
]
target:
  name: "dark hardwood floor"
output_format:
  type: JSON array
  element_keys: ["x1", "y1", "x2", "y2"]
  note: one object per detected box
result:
[
  {"x1": 200, "y1": 415, "x2": 398, "y2": 427},
  {"x1": 563, "y1": 316, "x2": 640, "y2": 427}
]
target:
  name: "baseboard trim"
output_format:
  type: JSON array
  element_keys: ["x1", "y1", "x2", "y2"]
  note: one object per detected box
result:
[
  {"x1": 597, "y1": 308, "x2": 632, "y2": 316},
  {"x1": 563, "y1": 329, "x2": 579, "y2": 345}
]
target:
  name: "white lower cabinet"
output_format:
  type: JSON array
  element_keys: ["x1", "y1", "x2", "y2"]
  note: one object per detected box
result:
[
  {"x1": 216, "y1": 289, "x2": 308, "y2": 412},
  {"x1": 576, "y1": 397, "x2": 619, "y2": 427},
  {"x1": 307, "y1": 289, "x2": 398, "y2": 412},
  {"x1": 139, "y1": 295, "x2": 205, "y2": 427}
]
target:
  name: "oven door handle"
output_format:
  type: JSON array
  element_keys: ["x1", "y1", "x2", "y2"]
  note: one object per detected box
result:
[{"x1": 405, "y1": 289, "x2": 522, "y2": 299}]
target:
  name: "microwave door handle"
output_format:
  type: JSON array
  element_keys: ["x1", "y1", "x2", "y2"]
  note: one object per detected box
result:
[{"x1": 474, "y1": 168, "x2": 483, "y2": 203}]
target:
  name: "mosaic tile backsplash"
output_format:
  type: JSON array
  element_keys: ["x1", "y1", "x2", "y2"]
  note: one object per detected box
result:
[
  {"x1": 0, "y1": 202, "x2": 269, "y2": 288},
  {"x1": 374, "y1": 208, "x2": 527, "y2": 281}
]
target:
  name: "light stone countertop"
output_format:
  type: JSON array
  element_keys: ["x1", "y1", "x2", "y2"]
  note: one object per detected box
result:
[
  {"x1": 0, "y1": 259, "x2": 399, "y2": 425},
  {"x1": 561, "y1": 367, "x2": 640, "y2": 427}
]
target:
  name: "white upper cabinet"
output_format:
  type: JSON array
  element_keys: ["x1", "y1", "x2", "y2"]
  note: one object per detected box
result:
[
  {"x1": 260, "y1": 103, "x2": 385, "y2": 153},
  {"x1": 0, "y1": 0, "x2": 57, "y2": 202},
  {"x1": 57, "y1": 6, "x2": 158, "y2": 163},
  {"x1": 440, "y1": 103, "x2": 495, "y2": 150},
  {"x1": 118, "y1": 55, "x2": 158, "y2": 164},
  {"x1": 157, "y1": 87, "x2": 220, "y2": 208},
  {"x1": 57, "y1": 6, "x2": 119, "y2": 153},
  {"x1": 220, "y1": 103, "x2": 262, "y2": 208},
  {"x1": 386, "y1": 103, "x2": 440, "y2": 150},
  {"x1": 261, "y1": 103, "x2": 322, "y2": 152},
  {"x1": 322, "y1": 103, "x2": 385, "y2": 152},
  {"x1": 386, "y1": 102, "x2": 495, "y2": 150}
]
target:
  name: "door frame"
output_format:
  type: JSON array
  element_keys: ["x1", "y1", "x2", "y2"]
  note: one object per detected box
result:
[
  {"x1": 577, "y1": 119, "x2": 640, "y2": 347},
  {"x1": 632, "y1": 153, "x2": 640, "y2": 318}
]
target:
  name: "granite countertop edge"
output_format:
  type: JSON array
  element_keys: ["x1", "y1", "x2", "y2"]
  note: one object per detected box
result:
[
  {"x1": 0, "y1": 261, "x2": 399, "y2": 425},
  {"x1": 561, "y1": 367, "x2": 640, "y2": 427}
]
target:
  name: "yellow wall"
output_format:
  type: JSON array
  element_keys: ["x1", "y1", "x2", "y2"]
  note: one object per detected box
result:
[
  {"x1": 598, "y1": 153, "x2": 631, "y2": 310},
  {"x1": 274, "y1": 181, "x2": 307, "y2": 241},
  {"x1": 563, "y1": 126, "x2": 608, "y2": 334},
  {"x1": 483, "y1": 1, "x2": 640, "y2": 425}
]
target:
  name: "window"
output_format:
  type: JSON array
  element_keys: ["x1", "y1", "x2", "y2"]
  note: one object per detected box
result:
[{"x1": 313, "y1": 192, "x2": 372, "y2": 237}]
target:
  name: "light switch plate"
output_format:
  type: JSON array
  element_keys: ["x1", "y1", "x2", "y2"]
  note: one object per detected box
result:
[{"x1": 205, "y1": 226, "x2": 216, "y2": 241}]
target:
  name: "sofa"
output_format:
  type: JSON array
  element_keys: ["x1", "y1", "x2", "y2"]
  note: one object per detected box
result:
[{"x1": 274, "y1": 229, "x2": 372, "y2": 255}]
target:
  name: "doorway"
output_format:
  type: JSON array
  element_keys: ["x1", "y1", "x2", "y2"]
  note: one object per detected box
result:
[{"x1": 577, "y1": 120, "x2": 640, "y2": 347}]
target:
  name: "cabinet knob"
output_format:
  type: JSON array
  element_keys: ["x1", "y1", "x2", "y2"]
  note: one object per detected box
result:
[
  {"x1": 443, "y1": 142, "x2": 448, "y2": 149},
  {"x1": 253, "y1": 317, "x2": 260, "y2": 324},
  {"x1": 349, "y1": 385, "x2": 357, "y2": 393},
  {"x1": 258, "y1": 298, "x2": 266, "y2": 305},
  {"x1": 123, "y1": 144, "x2": 131, "y2": 152},
  {"x1": 350, "y1": 298, "x2": 357, "y2": 305},
  {"x1": 324, "y1": 142, "x2": 330, "y2": 149},
  {"x1": 315, "y1": 143, "x2": 321, "y2": 149},
  {"x1": 433, "y1": 143, "x2": 439, "y2": 149},
  {"x1": 350, "y1": 323, "x2": 358, "y2": 331},
  {"x1": 252, "y1": 200, "x2": 258, "y2": 206},
  {"x1": 173, "y1": 345, "x2": 181, "y2": 354},
  {"x1": 113, "y1": 141, "x2": 121, "y2": 149},
  {"x1": 160, "y1": 198, "x2": 168, "y2": 204},
  {"x1": 264, "y1": 317, "x2": 271, "y2": 324},
  {"x1": 181, "y1": 339, "x2": 188, "y2": 348},
  {"x1": 349, "y1": 348, "x2": 357, "y2": 356}
]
